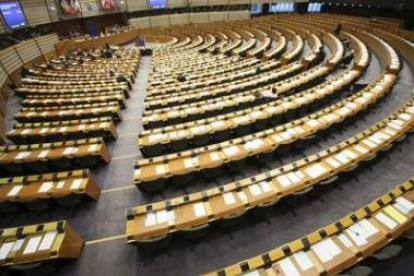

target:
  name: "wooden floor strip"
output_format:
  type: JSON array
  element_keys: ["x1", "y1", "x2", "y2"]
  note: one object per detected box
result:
[
  {"x1": 101, "y1": 185, "x2": 136, "y2": 194},
  {"x1": 85, "y1": 234, "x2": 126, "y2": 245}
]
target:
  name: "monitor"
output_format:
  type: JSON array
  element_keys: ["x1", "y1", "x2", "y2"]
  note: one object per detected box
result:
[
  {"x1": 0, "y1": 1, "x2": 26, "y2": 29},
  {"x1": 149, "y1": 0, "x2": 166, "y2": 9}
]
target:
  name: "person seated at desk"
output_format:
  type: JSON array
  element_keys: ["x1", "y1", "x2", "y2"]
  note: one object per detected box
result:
[
  {"x1": 103, "y1": 49, "x2": 113, "y2": 58},
  {"x1": 117, "y1": 74, "x2": 128, "y2": 83},
  {"x1": 20, "y1": 66, "x2": 32, "y2": 78},
  {"x1": 259, "y1": 87, "x2": 279, "y2": 99},
  {"x1": 334, "y1": 23, "x2": 343, "y2": 36},
  {"x1": 256, "y1": 66, "x2": 262, "y2": 74},
  {"x1": 177, "y1": 73, "x2": 187, "y2": 82}
]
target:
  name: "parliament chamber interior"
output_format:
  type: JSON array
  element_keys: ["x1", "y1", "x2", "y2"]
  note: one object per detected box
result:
[{"x1": 0, "y1": 0, "x2": 414, "y2": 275}]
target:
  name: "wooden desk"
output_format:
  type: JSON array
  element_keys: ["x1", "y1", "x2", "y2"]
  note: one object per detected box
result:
[{"x1": 0, "y1": 220, "x2": 83, "y2": 267}]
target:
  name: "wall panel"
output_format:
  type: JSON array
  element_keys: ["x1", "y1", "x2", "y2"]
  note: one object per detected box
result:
[
  {"x1": 45, "y1": 0, "x2": 61, "y2": 22},
  {"x1": 150, "y1": 15, "x2": 170, "y2": 27},
  {"x1": 0, "y1": 48, "x2": 22, "y2": 75},
  {"x1": 228, "y1": 10, "x2": 250, "y2": 21},
  {"x1": 209, "y1": 11, "x2": 228, "y2": 22},
  {"x1": 189, "y1": 12, "x2": 209, "y2": 23},
  {"x1": 129, "y1": 17, "x2": 151, "y2": 28},
  {"x1": 0, "y1": 17, "x2": 6, "y2": 33},
  {"x1": 168, "y1": 0, "x2": 187, "y2": 8},
  {"x1": 188, "y1": 0, "x2": 209, "y2": 7},
  {"x1": 209, "y1": 0, "x2": 229, "y2": 6},
  {"x1": 21, "y1": 0, "x2": 52, "y2": 26},
  {"x1": 169, "y1": 13, "x2": 189, "y2": 25},
  {"x1": 127, "y1": 0, "x2": 148, "y2": 11},
  {"x1": 35, "y1": 34, "x2": 59, "y2": 53},
  {"x1": 14, "y1": 41, "x2": 42, "y2": 64}
]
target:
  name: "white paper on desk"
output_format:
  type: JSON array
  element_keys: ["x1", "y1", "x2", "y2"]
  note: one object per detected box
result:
[
  {"x1": 278, "y1": 258, "x2": 300, "y2": 276},
  {"x1": 259, "y1": 181, "x2": 272, "y2": 193},
  {"x1": 326, "y1": 157, "x2": 341, "y2": 168},
  {"x1": 7, "y1": 185, "x2": 23, "y2": 196},
  {"x1": 21, "y1": 129, "x2": 32, "y2": 134},
  {"x1": 211, "y1": 121, "x2": 225, "y2": 128},
  {"x1": 295, "y1": 126, "x2": 305, "y2": 134},
  {"x1": 38, "y1": 231, "x2": 58, "y2": 251},
  {"x1": 166, "y1": 210, "x2": 175, "y2": 225},
  {"x1": 250, "y1": 111, "x2": 263, "y2": 118},
  {"x1": 396, "y1": 197, "x2": 414, "y2": 211},
  {"x1": 342, "y1": 149, "x2": 357, "y2": 159},
  {"x1": 294, "y1": 251, "x2": 314, "y2": 271},
  {"x1": 277, "y1": 175, "x2": 292, "y2": 187},
  {"x1": 280, "y1": 131, "x2": 292, "y2": 140},
  {"x1": 38, "y1": 182, "x2": 54, "y2": 193},
  {"x1": 145, "y1": 212, "x2": 156, "y2": 227},
  {"x1": 78, "y1": 125, "x2": 86, "y2": 130},
  {"x1": 88, "y1": 144, "x2": 99, "y2": 152},
  {"x1": 23, "y1": 236, "x2": 42, "y2": 255},
  {"x1": 305, "y1": 163, "x2": 327, "y2": 178},
  {"x1": 70, "y1": 179, "x2": 83, "y2": 190},
  {"x1": 399, "y1": 113, "x2": 412, "y2": 121},
  {"x1": 11, "y1": 239, "x2": 24, "y2": 252},
  {"x1": 223, "y1": 192, "x2": 236, "y2": 205},
  {"x1": 377, "y1": 132, "x2": 390, "y2": 140},
  {"x1": 184, "y1": 158, "x2": 194, "y2": 168},
  {"x1": 38, "y1": 150, "x2": 49, "y2": 158},
  {"x1": 223, "y1": 146, "x2": 240, "y2": 156},
  {"x1": 338, "y1": 234, "x2": 353, "y2": 248},
  {"x1": 240, "y1": 270, "x2": 260, "y2": 276},
  {"x1": 156, "y1": 210, "x2": 168, "y2": 224},
  {"x1": 354, "y1": 145, "x2": 368, "y2": 154},
  {"x1": 391, "y1": 119, "x2": 404, "y2": 126},
  {"x1": 56, "y1": 181, "x2": 65, "y2": 189},
  {"x1": 306, "y1": 120, "x2": 319, "y2": 127},
  {"x1": 63, "y1": 147, "x2": 77, "y2": 155},
  {"x1": 59, "y1": 127, "x2": 68, "y2": 132},
  {"x1": 383, "y1": 128, "x2": 397, "y2": 136},
  {"x1": 210, "y1": 152, "x2": 220, "y2": 161},
  {"x1": 337, "y1": 107, "x2": 349, "y2": 116},
  {"x1": 358, "y1": 219, "x2": 379, "y2": 237},
  {"x1": 249, "y1": 184, "x2": 262, "y2": 196},
  {"x1": 39, "y1": 128, "x2": 49, "y2": 134},
  {"x1": 375, "y1": 212, "x2": 397, "y2": 229},
  {"x1": 15, "y1": 151, "x2": 31, "y2": 159},
  {"x1": 287, "y1": 128, "x2": 296, "y2": 136},
  {"x1": 394, "y1": 202, "x2": 410, "y2": 215},
  {"x1": 335, "y1": 152, "x2": 349, "y2": 164},
  {"x1": 237, "y1": 191, "x2": 248, "y2": 204},
  {"x1": 362, "y1": 139, "x2": 377, "y2": 149},
  {"x1": 149, "y1": 133, "x2": 163, "y2": 143},
  {"x1": 272, "y1": 134, "x2": 283, "y2": 143},
  {"x1": 193, "y1": 202, "x2": 206, "y2": 217},
  {"x1": 324, "y1": 238, "x2": 342, "y2": 257},
  {"x1": 346, "y1": 227, "x2": 368, "y2": 247},
  {"x1": 287, "y1": 172, "x2": 302, "y2": 184},
  {"x1": 312, "y1": 241, "x2": 332, "y2": 263},
  {"x1": 351, "y1": 223, "x2": 370, "y2": 240},
  {"x1": 0, "y1": 242, "x2": 15, "y2": 260},
  {"x1": 155, "y1": 165, "x2": 166, "y2": 175}
]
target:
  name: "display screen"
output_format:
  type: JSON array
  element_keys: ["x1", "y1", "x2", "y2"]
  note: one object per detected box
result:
[
  {"x1": 308, "y1": 3, "x2": 323, "y2": 13},
  {"x1": 101, "y1": 0, "x2": 120, "y2": 11},
  {"x1": 149, "y1": 0, "x2": 166, "y2": 9},
  {"x1": 251, "y1": 3, "x2": 262, "y2": 14},
  {"x1": 0, "y1": 2, "x2": 26, "y2": 29},
  {"x1": 270, "y1": 2, "x2": 295, "y2": 13},
  {"x1": 59, "y1": 0, "x2": 82, "y2": 15}
]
